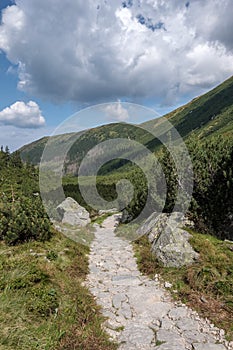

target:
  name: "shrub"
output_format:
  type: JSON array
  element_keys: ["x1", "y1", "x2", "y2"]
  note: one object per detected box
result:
[{"x1": 0, "y1": 196, "x2": 52, "y2": 245}]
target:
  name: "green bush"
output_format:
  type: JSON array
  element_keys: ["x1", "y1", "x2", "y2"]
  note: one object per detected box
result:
[{"x1": 0, "y1": 196, "x2": 52, "y2": 245}]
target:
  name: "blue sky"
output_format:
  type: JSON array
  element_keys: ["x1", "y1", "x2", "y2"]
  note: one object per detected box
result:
[{"x1": 0, "y1": 0, "x2": 233, "y2": 150}]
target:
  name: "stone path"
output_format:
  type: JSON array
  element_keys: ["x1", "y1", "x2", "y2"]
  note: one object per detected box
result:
[{"x1": 85, "y1": 215, "x2": 232, "y2": 350}]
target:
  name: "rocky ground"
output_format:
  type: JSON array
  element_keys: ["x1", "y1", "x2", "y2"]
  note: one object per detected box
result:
[{"x1": 85, "y1": 215, "x2": 232, "y2": 350}]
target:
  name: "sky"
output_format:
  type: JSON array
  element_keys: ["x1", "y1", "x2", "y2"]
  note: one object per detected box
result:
[{"x1": 0, "y1": 0, "x2": 233, "y2": 150}]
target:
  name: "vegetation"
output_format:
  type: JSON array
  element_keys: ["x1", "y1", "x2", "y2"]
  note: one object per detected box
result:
[
  {"x1": 20, "y1": 76, "x2": 233, "y2": 170},
  {"x1": 187, "y1": 136, "x2": 233, "y2": 239},
  {"x1": 143, "y1": 75, "x2": 233, "y2": 141},
  {"x1": 1, "y1": 76, "x2": 233, "y2": 346},
  {"x1": 0, "y1": 229, "x2": 117, "y2": 350},
  {"x1": 0, "y1": 147, "x2": 116, "y2": 349},
  {"x1": 0, "y1": 147, "x2": 52, "y2": 245},
  {"x1": 18, "y1": 76, "x2": 233, "y2": 240},
  {"x1": 133, "y1": 230, "x2": 233, "y2": 340}
]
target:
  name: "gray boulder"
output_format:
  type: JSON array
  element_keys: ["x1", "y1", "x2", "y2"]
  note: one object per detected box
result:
[
  {"x1": 136, "y1": 212, "x2": 160, "y2": 236},
  {"x1": 137, "y1": 212, "x2": 167, "y2": 243},
  {"x1": 151, "y1": 213, "x2": 199, "y2": 268},
  {"x1": 137, "y1": 212, "x2": 199, "y2": 268},
  {"x1": 56, "y1": 197, "x2": 90, "y2": 227}
]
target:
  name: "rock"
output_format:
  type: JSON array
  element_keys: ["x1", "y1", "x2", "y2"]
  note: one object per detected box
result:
[
  {"x1": 120, "y1": 209, "x2": 134, "y2": 223},
  {"x1": 112, "y1": 293, "x2": 127, "y2": 309},
  {"x1": 99, "y1": 208, "x2": 118, "y2": 215},
  {"x1": 200, "y1": 296, "x2": 208, "y2": 303},
  {"x1": 137, "y1": 212, "x2": 169, "y2": 243},
  {"x1": 119, "y1": 323, "x2": 155, "y2": 346},
  {"x1": 169, "y1": 307, "x2": 188, "y2": 320},
  {"x1": 152, "y1": 228, "x2": 199, "y2": 268},
  {"x1": 56, "y1": 197, "x2": 90, "y2": 227},
  {"x1": 136, "y1": 212, "x2": 160, "y2": 236},
  {"x1": 156, "y1": 329, "x2": 183, "y2": 342},
  {"x1": 150, "y1": 213, "x2": 199, "y2": 268},
  {"x1": 192, "y1": 344, "x2": 226, "y2": 350},
  {"x1": 164, "y1": 282, "x2": 172, "y2": 289},
  {"x1": 137, "y1": 211, "x2": 195, "y2": 245}
]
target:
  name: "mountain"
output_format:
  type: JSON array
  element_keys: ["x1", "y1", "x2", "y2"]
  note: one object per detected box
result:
[
  {"x1": 18, "y1": 76, "x2": 233, "y2": 239},
  {"x1": 19, "y1": 133, "x2": 76, "y2": 165},
  {"x1": 19, "y1": 75, "x2": 233, "y2": 173},
  {"x1": 143, "y1": 75, "x2": 233, "y2": 140}
]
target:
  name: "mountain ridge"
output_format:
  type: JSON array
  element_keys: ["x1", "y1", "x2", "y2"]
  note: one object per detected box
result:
[{"x1": 19, "y1": 75, "x2": 233, "y2": 174}]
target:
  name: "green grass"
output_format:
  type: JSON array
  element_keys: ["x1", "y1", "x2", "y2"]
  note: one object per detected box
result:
[
  {"x1": 116, "y1": 223, "x2": 141, "y2": 242},
  {"x1": 92, "y1": 213, "x2": 115, "y2": 225},
  {"x1": 133, "y1": 230, "x2": 233, "y2": 341},
  {"x1": 0, "y1": 228, "x2": 117, "y2": 350}
]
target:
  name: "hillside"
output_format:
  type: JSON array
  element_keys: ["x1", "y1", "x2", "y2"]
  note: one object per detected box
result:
[
  {"x1": 19, "y1": 76, "x2": 233, "y2": 172},
  {"x1": 143, "y1": 75, "x2": 233, "y2": 140},
  {"x1": 19, "y1": 77, "x2": 233, "y2": 180},
  {"x1": 20, "y1": 133, "x2": 77, "y2": 165},
  {"x1": 18, "y1": 76, "x2": 233, "y2": 240},
  {"x1": 1, "y1": 79, "x2": 233, "y2": 346}
]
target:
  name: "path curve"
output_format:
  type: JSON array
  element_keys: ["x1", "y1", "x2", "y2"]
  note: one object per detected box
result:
[{"x1": 85, "y1": 215, "x2": 232, "y2": 350}]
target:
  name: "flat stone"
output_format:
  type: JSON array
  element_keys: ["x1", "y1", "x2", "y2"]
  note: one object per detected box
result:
[
  {"x1": 119, "y1": 323, "x2": 155, "y2": 345},
  {"x1": 183, "y1": 330, "x2": 215, "y2": 343},
  {"x1": 156, "y1": 329, "x2": 184, "y2": 344},
  {"x1": 176, "y1": 318, "x2": 200, "y2": 332},
  {"x1": 112, "y1": 293, "x2": 127, "y2": 309},
  {"x1": 161, "y1": 317, "x2": 175, "y2": 330},
  {"x1": 120, "y1": 301, "x2": 132, "y2": 319},
  {"x1": 192, "y1": 344, "x2": 226, "y2": 350},
  {"x1": 112, "y1": 275, "x2": 140, "y2": 286},
  {"x1": 169, "y1": 307, "x2": 188, "y2": 320},
  {"x1": 156, "y1": 344, "x2": 186, "y2": 350}
]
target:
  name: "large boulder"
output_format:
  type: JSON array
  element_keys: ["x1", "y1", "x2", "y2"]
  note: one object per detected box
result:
[
  {"x1": 137, "y1": 212, "x2": 167, "y2": 242},
  {"x1": 56, "y1": 197, "x2": 90, "y2": 227},
  {"x1": 138, "y1": 212, "x2": 199, "y2": 268}
]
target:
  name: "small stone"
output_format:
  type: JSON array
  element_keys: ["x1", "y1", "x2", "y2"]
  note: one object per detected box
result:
[
  {"x1": 220, "y1": 329, "x2": 225, "y2": 337},
  {"x1": 164, "y1": 281, "x2": 172, "y2": 288},
  {"x1": 200, "y1": 296, "x2": 208, "y2": 303}
]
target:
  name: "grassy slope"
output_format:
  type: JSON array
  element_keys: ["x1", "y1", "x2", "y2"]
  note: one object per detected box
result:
[
  {"x1": 143, "y1": 75, "x2": 233, "y2": 141},
  {"x1": 19, "y1": 133, "x2": 78, "y2": 165},
  {"x1": 0, "y1": 228, "x2": 117, "y2": 350},
  {"x1": 19, "y1": 76, "x2": 233, "y2": 176}
]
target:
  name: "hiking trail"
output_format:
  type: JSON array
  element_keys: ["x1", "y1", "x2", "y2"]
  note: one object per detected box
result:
[{"x1": 85, "y1": 215, "x2": 231, "y2": 350}]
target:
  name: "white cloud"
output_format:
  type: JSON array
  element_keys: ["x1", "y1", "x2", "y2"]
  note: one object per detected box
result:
[
  {"x1": 0, "y1": 101, "x2": 46, "y2": 128},
  {"x1": 0, "y1": 0, "x2": 233, "y2": 106},
  {"x1": 103, "y1": 101, "x2": 129, "y2": 121}
]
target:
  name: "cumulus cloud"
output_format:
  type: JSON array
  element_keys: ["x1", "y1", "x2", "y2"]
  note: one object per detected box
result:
[
  {"x1": 0, "y1": 0, "x2": 233, "y2": 105},
  {"x1": 103, "y1": 101, "x2": 129, "y2": 121},
  {"x1": 0, "y1": 101, "x2": 46, "y2": 128}
]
